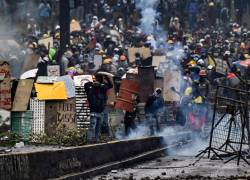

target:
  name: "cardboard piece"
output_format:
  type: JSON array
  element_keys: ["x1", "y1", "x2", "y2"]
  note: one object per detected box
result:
[
  {"x1": 0, "y1": 61, "x2": 11, "y2": 110},
  {"x1": 38, "y1": 37, "x2": 53, "y2": 49},
  {"x1": 128, "y1": 47, "x2": 151, "y2": 62},
  {"x1": 152, "y1": 56, "x2": 166, "y2": 68},
  {"x1": 35, "y1": 82, "x2": 67, "y2": 100},
  {"x1": 47, "y1": 65, "x2": 60, "y2": 77},
  {"x1": 70, "y1": 20, "x2": 81, "y2": 32},
  {"x1": 21, "y1": 53, "x2": 40, "y2": 74},
  {"x1": 215, "y1": 58, "x2": 228, "y2": 74},
  {"x1": 57, "y1": 75, "x2": 75, "y2": 98},
  {"x1": 163, "y1": 71, "x2": 181, "y2": 102},
  {"x1": 12, "y1": 79, "x2": 34, "y2": 112},
  {"x1": 73, "y1": 75, "x2": 93, "y2": 86},
  {"x1": 37, "y1": 76, "x2": 75, "y2": 98},
  {"x1": 45, "y1": 98, "x2": 76, "y2": 136}
]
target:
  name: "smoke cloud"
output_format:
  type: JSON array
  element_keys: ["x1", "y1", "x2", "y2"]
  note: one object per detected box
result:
[
  {"x1": 136, "y1": 0, "x2": 160, "y2": 35},
  {"x1": 115, "y1": 1, "x2": 210, "y2": 157},
  {"x1": 0, "y1": 1, "x2": 39, "y2": 78}
]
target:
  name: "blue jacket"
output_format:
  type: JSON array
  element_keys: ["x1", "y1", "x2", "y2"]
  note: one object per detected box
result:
[
  {"x1": 145, "y1": 94, "x2": 164, "y2": 114},
  {"x1": 186, "y1": 2, "x2": 198, "y2": 14}
]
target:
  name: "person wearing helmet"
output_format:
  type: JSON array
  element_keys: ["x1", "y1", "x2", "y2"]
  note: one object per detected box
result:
[
  {"x1": 103, "y1": 35, "x2": 116, "y2": 55},
  {"x1": 198, "y1": 69, "x2": 210, "y2": 99},
  {"x1": 145, "y1": 88, "x2": 165, "y2": 135},
  {"x1": 91, "y1": 16, "x2": 99, "y2": 28},
  {"x1": 100, "y1": 58, "x2": 117, "y2": 74},
  {"x1": 197, "y1": 59, "x2": 205, "y2": 67},
  {"x1": 117, "y1": 55, "x2": 128, "y2": 70}
]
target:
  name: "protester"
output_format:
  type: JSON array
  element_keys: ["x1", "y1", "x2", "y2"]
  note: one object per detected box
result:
[
  {"x1": 124, "y1": 94, "x2": 140, "y2": 136},
  {"x1": 3, "y1": 0, "x2": 250, "y2": 140},
  {"x1": 145, "y1": 88, "x2": 165, "y2": 135},
  {"x1": 84, "y1": 73, "x2": 113, "y2": 142}
]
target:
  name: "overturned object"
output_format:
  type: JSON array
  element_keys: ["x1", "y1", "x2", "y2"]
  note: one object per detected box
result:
[{"x1": 115, "y1": 79, "x2": 139, "y2": 112}]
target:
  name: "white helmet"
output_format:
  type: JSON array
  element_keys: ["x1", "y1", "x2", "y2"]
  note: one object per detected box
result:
[
  {"x1": 55, "y1": 25, "x2": 60, "y2": 30},
  {"x1": 197, "y1": 59, "x2": 205, "y2": 65}
]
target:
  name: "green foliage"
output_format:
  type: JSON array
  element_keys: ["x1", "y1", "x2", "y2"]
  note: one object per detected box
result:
[
  {"x1": 30, "y1": 127, "x2": 88, "y2": 146},
  {"x1": 0, "y1": 132, "x2": 23, "y2": 147}
]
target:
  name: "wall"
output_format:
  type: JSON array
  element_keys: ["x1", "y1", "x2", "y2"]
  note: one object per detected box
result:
[{"x1": 0, "y1": 137, "x2": 164, "y2": 180}]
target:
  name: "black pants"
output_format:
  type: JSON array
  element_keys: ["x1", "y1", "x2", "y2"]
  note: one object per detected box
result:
[{"x1": 124, "y1": 111, "x2": 136, "y2": 136}]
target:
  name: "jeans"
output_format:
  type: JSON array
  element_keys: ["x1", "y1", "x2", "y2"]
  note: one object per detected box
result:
[
  {"x1": 87, "y1": 112, "x2": 104, "y2": 142},
  {"x1": 102, "y1": 107, "x2": 110, "y2": 136},
  {"x1": 146, "y1": 113, "x2": 161, "y2": 135}
]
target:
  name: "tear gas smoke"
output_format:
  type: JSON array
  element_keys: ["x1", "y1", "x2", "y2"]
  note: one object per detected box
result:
[
  {"x1": 158, "y1": 127, "x2": 208, "y2": 156},
  {"x1": 0, "y1": 1, "x2": 39, "y2": 78},
  {"x1": 116, "y1": 123, "x2": 149, "y2": 140},
  {"x1": 116, "y1": 0, "x2": 210, "y2": 157},
  {"x1": 136, "y1": 0, "x2": 160, "y2": 35}
]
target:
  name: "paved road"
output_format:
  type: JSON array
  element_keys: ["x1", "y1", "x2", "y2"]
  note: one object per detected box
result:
[
  {"x1": 93, "y1": 141, "x2": 250, "y2": 180},
  {"x1": 93, "y1": 156, "x2": 250, "y2": 180}
]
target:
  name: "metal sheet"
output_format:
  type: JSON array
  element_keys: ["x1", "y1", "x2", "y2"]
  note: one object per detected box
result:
[
  {"x1": 47, "y1": 65, "x2": 60, "y2": 77},
  {"x1": 115, "y1": 79, "x2": 139, "y2": 112},
  {"x1": 138, "y1": 66, "x2": 155, "y2": 102}
]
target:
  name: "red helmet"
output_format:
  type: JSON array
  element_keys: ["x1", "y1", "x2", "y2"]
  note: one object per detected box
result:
[
  {"x1": 199, "y1": 70, "x2": 207, "y2": 76},
  {"x1": 120, "y1": 55, "x2": 127, "y2": 61}
]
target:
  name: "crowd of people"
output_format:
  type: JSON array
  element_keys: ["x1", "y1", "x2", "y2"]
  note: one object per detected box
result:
[{"x1": 3, "y1": 0, "x2": 250, "y2": 141}]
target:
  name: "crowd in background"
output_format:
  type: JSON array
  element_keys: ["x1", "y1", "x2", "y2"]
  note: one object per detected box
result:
[{"x1": 1, "y1": 0, "x2": 250, "y2": 139}]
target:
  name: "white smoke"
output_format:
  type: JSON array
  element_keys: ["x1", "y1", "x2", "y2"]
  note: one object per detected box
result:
[
  {"x1": 158, "y1": 127, "x2": 208, "y2": 156},
  {"x1": 115, "y1": 0, "x2": 210, "y2": 157},
  {"x1": 169, "y1": 136, "x2": 208, "y2": 156},
  {"x1": 136, "y1": 0, "x2": 160, "y2": 34},
  {"x1": 115, "y1": 123, "x2": 149, "y2": 140},
  {"x1": 158, "y1": 42, "x2": 185, "y2": 75}
]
